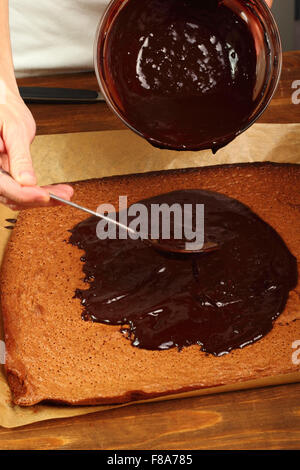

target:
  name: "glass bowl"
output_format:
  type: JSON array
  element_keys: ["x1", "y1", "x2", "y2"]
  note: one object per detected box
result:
[{"x1": 94, "y1": 0, "x2": 282, "y2": 151}]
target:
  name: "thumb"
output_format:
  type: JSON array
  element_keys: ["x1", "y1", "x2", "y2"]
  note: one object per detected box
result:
[{"x1": 5, "y1": 127, "x2": 36, "y2": 186}]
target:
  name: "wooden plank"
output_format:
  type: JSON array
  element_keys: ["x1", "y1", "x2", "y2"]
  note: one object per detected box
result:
[{"x1": 0, "y1": 383, "x2": 299, "y2": 450}]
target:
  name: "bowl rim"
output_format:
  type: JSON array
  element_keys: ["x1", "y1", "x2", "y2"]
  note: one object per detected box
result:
[{"x1": 93, "y1": 0, "x2": 282, "y2": 151}]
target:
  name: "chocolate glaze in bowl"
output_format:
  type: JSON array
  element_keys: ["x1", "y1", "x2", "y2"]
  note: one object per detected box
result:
[{"x1": 94, "y1": 0, "x2": 281, "y2": 151}]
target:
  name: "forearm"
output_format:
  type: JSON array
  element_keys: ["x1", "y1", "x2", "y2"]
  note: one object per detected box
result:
[{"x1": 0, "y1": 0, "x2": 18, "y2": 94}]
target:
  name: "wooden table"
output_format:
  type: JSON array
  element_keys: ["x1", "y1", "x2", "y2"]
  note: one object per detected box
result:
[{"x1": 0, "y1": 51, "x2": 299, "y2": 451}]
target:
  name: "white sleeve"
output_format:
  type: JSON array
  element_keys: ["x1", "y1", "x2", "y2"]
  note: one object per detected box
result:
[{"x1": 9, "y1": 0, "x2": 109, "y2": 77}]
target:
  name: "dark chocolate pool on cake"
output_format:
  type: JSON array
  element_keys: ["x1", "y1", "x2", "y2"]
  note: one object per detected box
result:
[{"x1": 69, "y1": 190, "x2": 298, "y2": 357}]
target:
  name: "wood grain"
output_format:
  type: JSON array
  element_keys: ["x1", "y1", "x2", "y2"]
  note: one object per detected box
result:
[
  {"x1": 0, "y1": 384, "x2": 299, "y2": 450},
  {"x1": 0, "y1": 51, "x2": 299, "y2": 450}
]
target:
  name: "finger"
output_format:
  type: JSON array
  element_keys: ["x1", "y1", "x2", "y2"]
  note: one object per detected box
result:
[
  {"x1": 42, "y1": 184, "x2": 74, "y2": 201},
  {"x1": 0, "y1": 137, "x2": 5, "y2": 154},
  {"x1": 0, "y1": 171, "x2": 49, "y2": 205},
  {"x1": 0, "y1": 184, "x2": 74, "y2": 210},
  {"x1": 0, "y1": 197, "x2": 57, "y2": 210},
  {"x1": 0, "y1": 196, "x2": 19, "y2": 211},
  {"x1": 1, "y1": 153, "x2": 10, "y2": 172},
  {"x1": 4, "y1": 125, "x2": 36, "y2": 186}
]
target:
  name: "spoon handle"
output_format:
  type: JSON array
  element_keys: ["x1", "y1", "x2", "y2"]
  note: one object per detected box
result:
[{"x1": 49, "y1": 193, "x2": 136, "y2": 235}]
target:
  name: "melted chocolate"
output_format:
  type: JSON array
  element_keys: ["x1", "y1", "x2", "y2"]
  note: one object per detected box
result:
[
  {"x1": 69, "y1": 190, "x2": 297, "y2": 356},
  {"x1": 100, "y1": 0, "x2": 259, "y2": 151}
]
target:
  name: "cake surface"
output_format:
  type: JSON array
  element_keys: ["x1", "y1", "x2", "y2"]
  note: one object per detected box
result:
[{"x1": 1, "y1": 163, "x2": 300, "y2": 406}]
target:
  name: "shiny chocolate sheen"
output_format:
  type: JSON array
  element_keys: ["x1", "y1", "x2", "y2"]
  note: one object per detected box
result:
[
  {"x1": 101, "y1": 0, "x2": 258, "y2": 151},
  {"x1": 69, "y1": 190, "x2": 297, "y2": 356}
]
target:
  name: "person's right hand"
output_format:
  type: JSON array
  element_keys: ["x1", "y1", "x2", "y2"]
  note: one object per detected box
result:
[{"x1": 0, "y1": 84, "x2": 73, "y2": 210}]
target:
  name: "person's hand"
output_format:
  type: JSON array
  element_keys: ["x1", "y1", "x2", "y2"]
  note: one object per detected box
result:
[
  {"x1": 0, "y1": 85, "x2": 73, "y2": 210},
  {"x1": 266, "y1": 0, "x2": 273, "y2": 7}
]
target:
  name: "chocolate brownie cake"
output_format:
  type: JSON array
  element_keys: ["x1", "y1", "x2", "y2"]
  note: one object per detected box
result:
[{"x1": 1, "y1": 163, "x2": 300, "y2": 406}]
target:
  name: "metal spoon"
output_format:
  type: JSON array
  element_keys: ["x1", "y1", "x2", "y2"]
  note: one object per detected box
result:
[{"x1": 50, "y1": 193, "x2": 218, "y2": 255}]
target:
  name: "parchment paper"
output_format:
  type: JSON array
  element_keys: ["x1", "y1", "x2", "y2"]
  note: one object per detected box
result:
[{"x1": 0, "y1": 123, "x2": 300, "y2": 428}]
